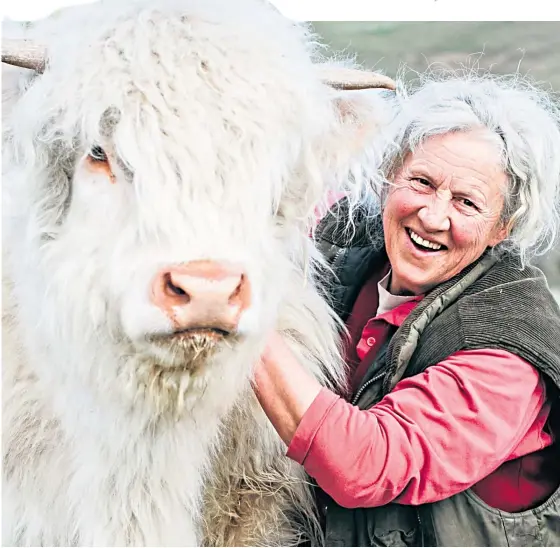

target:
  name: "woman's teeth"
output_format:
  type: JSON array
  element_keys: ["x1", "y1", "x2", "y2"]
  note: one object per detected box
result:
[{"x1": 409, "y1": 229, "x2": 443, "y2": 251}]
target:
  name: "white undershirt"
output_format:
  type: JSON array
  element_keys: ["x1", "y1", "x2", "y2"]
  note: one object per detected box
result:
[{"x1": 376, "y1": 270, "x2": 419, "y2": 316}]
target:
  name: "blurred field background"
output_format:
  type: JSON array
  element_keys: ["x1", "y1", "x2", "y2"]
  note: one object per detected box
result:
[{"x1": 312, "y1": 22, "x2": 560, "y2": 298}]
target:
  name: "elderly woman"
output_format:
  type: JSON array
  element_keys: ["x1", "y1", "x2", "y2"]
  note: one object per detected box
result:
[{"x1": 253, "y1": 74, "x2": 560, "y2": 547}]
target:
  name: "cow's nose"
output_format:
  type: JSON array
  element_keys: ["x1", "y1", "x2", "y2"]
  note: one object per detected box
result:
[{"x1": 151, "y1": 260, "x2": 250, "y2": 334}]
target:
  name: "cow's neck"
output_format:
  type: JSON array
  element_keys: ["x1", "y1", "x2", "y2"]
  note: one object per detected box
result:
[
  {"x1": 12, "y1": 336, "x2": 233, "y2": 545},
  {"x1": 63, "y1": 401, "x2": 220, "y2": 545}
]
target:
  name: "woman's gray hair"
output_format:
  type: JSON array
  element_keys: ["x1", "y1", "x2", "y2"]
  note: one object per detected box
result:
[{"x1": 375, "y1": 69, "x2": 560, "y2": 264}]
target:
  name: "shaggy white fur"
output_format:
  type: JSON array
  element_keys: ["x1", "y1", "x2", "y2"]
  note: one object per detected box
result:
[{"x1": 2, "y1": 0, "x2": 392, "y2": 545}]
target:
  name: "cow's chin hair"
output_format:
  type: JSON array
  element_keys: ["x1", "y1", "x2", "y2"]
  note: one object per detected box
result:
[
  {"x1": 122, "y1": 331, "x2": 234, "y2": 418},
  {"x1": 146, "y1": 330, "x2": 228, "y2": 371}
]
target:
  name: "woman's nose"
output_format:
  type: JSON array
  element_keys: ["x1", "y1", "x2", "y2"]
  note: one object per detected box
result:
[{"x1": 417, "y1": 196, "x2": 451, "y2": 232}]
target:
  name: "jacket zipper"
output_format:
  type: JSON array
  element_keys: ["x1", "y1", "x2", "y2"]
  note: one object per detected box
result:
[
  {"x1": 417, "y1": 509, "x2": 424, "y2": 546},
  {"x1": 332, "y1": 247, "x2": 345, "y2": 272},
  {"x1": 351, "y1": 372, "x2": 385, "y2": 406}
]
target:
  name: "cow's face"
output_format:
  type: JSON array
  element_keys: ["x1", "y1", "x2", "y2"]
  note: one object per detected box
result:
[
  {"x1": 49, "y1": 94, "x2": 328, "y2": 401},
  {"x1": 3, "y1": 1, "x2": 393, "y2": 414}
]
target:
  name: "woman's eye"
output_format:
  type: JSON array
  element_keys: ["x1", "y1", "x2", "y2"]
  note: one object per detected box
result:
[
  {"x1": 461, "y1": 198, "x2": 479, "y2": 211},
  {"x1": 411, "y1": 177, "x2": 431, "y2": 187},
  {"x1": 89, "y1": 146, "x2": 108, "y2": 162}
]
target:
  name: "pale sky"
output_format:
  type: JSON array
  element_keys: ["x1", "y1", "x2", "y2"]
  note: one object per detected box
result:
[{"x1": 1, "y1": 0, "x2": 559, "y2": 22}]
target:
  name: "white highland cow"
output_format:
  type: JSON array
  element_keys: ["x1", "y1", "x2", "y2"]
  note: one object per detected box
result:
[{"x1": 2, "y1": 0, "x2": 394, "y2": 545}]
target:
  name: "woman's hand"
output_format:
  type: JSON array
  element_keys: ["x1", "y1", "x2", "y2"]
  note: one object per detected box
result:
[{"x1": 253, "y1": 331, "x2": 323, "y2": 446}]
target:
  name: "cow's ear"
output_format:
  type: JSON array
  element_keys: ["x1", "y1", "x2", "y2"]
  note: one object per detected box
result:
[
  {"x1": 334, "y1": 87, "x2": 398, "y2": 159},
  {"x1": 318, "y1": 87, "x2": 399, "y2": 201},
  {"x1": 2, "y1": 64, "x2": 34, "y2": 116},
  {"x1": 280, "y1": 86, "x2": 397, "y2": 229}
]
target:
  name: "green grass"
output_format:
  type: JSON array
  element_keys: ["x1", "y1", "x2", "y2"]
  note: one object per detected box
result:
[{"x1": 311, "y1": 22, "x2": 560, "y2": 91}]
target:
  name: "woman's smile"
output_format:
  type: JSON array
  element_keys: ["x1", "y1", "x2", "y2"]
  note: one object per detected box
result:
[{"x1": 405, "y1": 227, "x2": 447, "y2": 254}]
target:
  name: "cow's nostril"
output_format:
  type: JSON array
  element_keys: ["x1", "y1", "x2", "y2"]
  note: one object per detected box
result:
[
  {"x1": 228, "y1": 274, "x2": 244, "y2": 302},
  {"x1": 164, "y1": 273, "x2": 188, "y2": 297}
]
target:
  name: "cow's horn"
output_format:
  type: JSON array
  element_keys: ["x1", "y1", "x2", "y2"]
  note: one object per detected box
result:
[
  {"x1": 2, "y1": 38, "x2": 47, "y2": 73},
  {"x1": 320, "y1": 66, "x2": 396, "y2": 91}
]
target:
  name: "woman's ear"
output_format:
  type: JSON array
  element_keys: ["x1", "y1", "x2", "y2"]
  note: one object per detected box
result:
[{"x1": 489, "y1": 219, "x2": 510, "y2": 248}]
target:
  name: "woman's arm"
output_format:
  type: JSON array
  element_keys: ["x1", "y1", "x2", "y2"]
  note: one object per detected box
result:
[
  {"x1": 252, "y1": 332, "x2": 323, "y2": 446},
  {"x1": 253, "y1": 335, "x2": 548, "y2": 508}
]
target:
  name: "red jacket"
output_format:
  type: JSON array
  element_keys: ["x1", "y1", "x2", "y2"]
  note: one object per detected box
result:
[{"x1": 287, "y1": 263, "x2": 557, "y2": 511}]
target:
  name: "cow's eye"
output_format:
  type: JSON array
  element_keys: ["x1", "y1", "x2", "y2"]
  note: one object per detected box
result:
[{"x1": 89, "y1": 145, "x2": 108, "y2": 163}]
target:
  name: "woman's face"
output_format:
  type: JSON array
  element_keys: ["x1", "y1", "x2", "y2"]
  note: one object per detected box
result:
[{"x1": 383, "y1": 130, "x2": 509, "y2": 296}]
